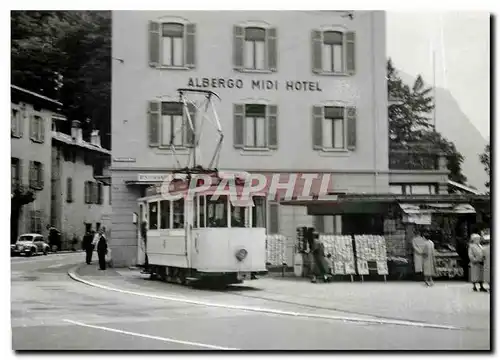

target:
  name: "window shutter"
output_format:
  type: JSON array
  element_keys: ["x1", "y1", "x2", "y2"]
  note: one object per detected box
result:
[
  {"x1": 67, "y1": 178, "x2": 72, "y2": 202},
  {"x1": 29, "y1": 161, "x2": 34, "y2": 188},
  {"x1": 312, "y1": 30, "x2": 323, "y2": 74},
  {"x1": 149, "y1": 21, "x2": 161, "y2": 67},
  {"x1": 267, "y1": 27, "x2": 277, "y2": 72},
  {"x1": 185, "y1": 23, "x2": 196, "y2": 68},
  {"x1": 346, "y1": 31, "x2": 356, "y2": 75},
  {"x1": 185, "y1": 103, "x2": 196, "y2": 147},
  {"x1": 98, "y1": 183, "x2": 103, "y2": 204},
  {"x1": 148, "y1": 100, "x2": 160, "y2": 146},
  {"x1": 268, "y1": 202, "x2": 280, "y2": 234},
  {"x1": 30, "y1": 115, "x2": 35, "y2": 139},
  {"x1": 39, "y1": 163, "x2": 44, "y2": 188},
  {"x1": 233, "y1": 104, "x2": 244, "y2": 148},
  {"x1": 346, "y1": 106, "x2": 357, "y2": 150},
  {"x1": 312, "y1": 106, "x2": 323, "y2": 150},
  {"x1": 267, "y1": 105, "x2": 278, "y2": 149},
  {"x1": 18, "y1": 159, "x2": 23, "y2": 185},
  {"x1": 39, "y1": 117, "x2": 45, "y2": 143},
  {"x1": 19, "y1": 111, "x2": 24, "y2": 137},
  {"x1": 233, "y1": 25, "x2": 244, "y2": 70}
]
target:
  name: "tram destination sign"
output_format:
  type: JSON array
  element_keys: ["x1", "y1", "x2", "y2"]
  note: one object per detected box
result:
[{"x1": 187, "y1": 77, "x2": 323, "y2": 92}]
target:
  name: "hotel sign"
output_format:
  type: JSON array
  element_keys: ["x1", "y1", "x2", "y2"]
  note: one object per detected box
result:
[
  {"x1": 187, "y1": 77, "x2": 323, "y2": 92},
  {"x1": 137, "y1": 174, "x2": 169, "y2": 182}
]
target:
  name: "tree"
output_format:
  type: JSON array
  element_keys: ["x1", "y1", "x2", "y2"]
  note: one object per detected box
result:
[
  {"x1": 387, "y1": 58, "x2": 467, "y2": 186},
  {"x1": 11, "y1": 11, "x2": 111, "y2": 148},
  {"x1": 480, "y1": 143, "x2": 490, "y2": 190}
]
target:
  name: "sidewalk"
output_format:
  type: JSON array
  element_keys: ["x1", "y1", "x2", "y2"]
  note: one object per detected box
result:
[{"x1": 70, "y1": 265, "x2": 490, "y2": 330}]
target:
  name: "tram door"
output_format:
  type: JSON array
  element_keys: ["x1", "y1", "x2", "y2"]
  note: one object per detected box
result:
[{"x1": 137, "y1": 202, "x2": 146, "y2": 265}]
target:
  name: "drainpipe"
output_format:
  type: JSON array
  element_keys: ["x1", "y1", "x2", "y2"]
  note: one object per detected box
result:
[{"x1": 371, "y1": 11, "x2": 379, "y2": 192}]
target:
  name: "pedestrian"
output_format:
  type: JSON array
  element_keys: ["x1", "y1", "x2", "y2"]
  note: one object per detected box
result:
[
  {"x1": 47, "y1": 225, "x2": 61, "y2": 252},
  {"x1": 422, "y1": 231, "x2": 436, "y2": 287},
  {"x1": 481, "y1": 233, "x2": 490, "y2": 291},
  {"x1": 82, "y1": 229, "x2": 94, "y2": 265},
  {"x1": 96, "y1": 228, "x2": 108, "y2": 271},
  {"x1": 468, "y1": 233, "x2": 487, "y2": 292},
  {"x1": 412, "y1": 227, "x2": 427, "y2": 282}
]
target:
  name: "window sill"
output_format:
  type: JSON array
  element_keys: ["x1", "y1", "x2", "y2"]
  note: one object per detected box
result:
[
  {"x1": 316, "y1": 148, "x2": 350, "y2": 157},
  {"x1": 11, "y1": 133, "x2": 22, "y2": 139},
  {"x1": 239, "y1": 147, "x2": 275, "y2": 156},
  {"x1": 152, "y1": 65, "x2": 194, "y2": 71},
  {"x1": 153, "y1": 147, "x2": 191, "y2": 155},
  {"x1": 313, "y1": 71, "x2": 352, "y2": 77},
  {"x1": 235, "y1": 68, "x2": 275, "y2": 74},
  {"x1": 30, "y1": 184, "x2": 44, "y2": 191},
  {"x1": 30, "y1": 138, "x2": 45, "y2": 144}
]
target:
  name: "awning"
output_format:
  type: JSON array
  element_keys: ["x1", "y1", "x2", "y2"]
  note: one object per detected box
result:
[{"x1": 399, "y1": 203, "x2": 476, "y2": 215}]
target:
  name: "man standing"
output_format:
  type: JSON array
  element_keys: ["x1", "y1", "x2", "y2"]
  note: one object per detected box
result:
[
  {"x1": 140, "y1": 220, "x2": 149, "y2": 274},
  {"x1": 96, "y1": 228, "x2": 108, "y2": 271},
  {"x1": 82, "y1": 230, "x2": 94, "y2": 265}
]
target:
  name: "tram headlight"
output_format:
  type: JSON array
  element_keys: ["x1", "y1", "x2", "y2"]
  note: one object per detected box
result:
[{"x1": 235, "y1": 248, "x2": 248, "y2": 262}]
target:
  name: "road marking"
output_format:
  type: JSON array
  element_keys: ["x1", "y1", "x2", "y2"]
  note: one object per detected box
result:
[
  {"x1": 68, "y1": 268, "x2": 460, "y2": 331},
  {"x1": 63, "y1": 319, "x2": 238, "y2": 350},
  {"x1": 47, "y1": 263, "x2": 65, "y2": 269}
]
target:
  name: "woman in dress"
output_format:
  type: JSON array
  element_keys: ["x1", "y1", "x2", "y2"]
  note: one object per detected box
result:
[
  {"x1": 468, "y1": 233, "x2": 487, "y2": 292},
  {"x1": 481, "y1": 232, "x2": 491, "y2": 291}
]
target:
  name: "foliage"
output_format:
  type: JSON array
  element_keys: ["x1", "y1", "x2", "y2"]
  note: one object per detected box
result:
[
  {"x1": 479, "y1": 143, "x2": 490, "y2": 190},
  {"x1": 11, "y1": 11, "x2": 111, "y2": 148},
  {"x1": 387, "y1": 58, "x2": 467, "y2": 186},
  {"x1": 11, "y1": 185, "x2": 36, "y2": 209}
]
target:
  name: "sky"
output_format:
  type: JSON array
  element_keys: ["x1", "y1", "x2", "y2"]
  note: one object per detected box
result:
[{"x1": 386, "y1": 11, "x2": 490, "y2": 140}]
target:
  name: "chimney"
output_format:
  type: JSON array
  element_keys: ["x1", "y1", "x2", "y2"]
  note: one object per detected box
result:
[
  {"x1": 71, "y1": 120, "x2": 83, "y2": 143},
  {"x1": 90, "y1": 130, "x2": 101, "y2": 147}
]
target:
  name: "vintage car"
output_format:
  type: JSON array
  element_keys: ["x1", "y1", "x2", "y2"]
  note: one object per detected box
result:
[{"x1": 12, "y1": 234, "x2": 50, "y2": 256}]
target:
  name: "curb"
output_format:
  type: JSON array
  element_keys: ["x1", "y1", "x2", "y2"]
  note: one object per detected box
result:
[{"x1": 67, "y1": 266, "x2": 460, "y2": 331}]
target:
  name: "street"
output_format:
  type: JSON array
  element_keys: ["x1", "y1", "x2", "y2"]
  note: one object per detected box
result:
[{"x1": 11, "y1": 253, "x2": 491, "y2": 350}]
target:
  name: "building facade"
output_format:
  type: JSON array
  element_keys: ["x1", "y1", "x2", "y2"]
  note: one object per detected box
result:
[
  {"x1": 11, "y1": 85, "x2": 111, "y2": 247},
  {"x1": 111, "y1": 10, "x2": 390, "y2": 266}
]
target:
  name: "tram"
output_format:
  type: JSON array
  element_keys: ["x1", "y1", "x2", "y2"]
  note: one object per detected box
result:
[
  {"x1": 139, "y1": 171, "x2": 268, "y2": 285},
  {"x1": 138, "y1": 88, "x2": 268, "y2": 286}
]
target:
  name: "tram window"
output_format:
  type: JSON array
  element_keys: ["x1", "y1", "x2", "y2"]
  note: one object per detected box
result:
[
  {"x1": 252, "y1": 197, "x2": 266, "y2": 228},
  {"x1": 148, "y1": 202, "x2": 159, "y2": 230},
  {"x1": 231, "y1": 205, "x2": 246, "y2": 228},
  {"x1": 199, "y1": 196, "x2": 206, "y2": 228},
  {"x1": 207, "y1": 196, "x2": 228, "y2": 227},
  {"x1": 160, "y1": 200, "x2": 170, "y2": 229},
  {"x1": 172, "y1": 199, "x2": 184, "y2": 229}
]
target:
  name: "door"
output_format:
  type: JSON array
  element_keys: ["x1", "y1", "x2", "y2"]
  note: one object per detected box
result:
[{"x1": 137, "y1": 203, "x2": 146, "y2": 265}]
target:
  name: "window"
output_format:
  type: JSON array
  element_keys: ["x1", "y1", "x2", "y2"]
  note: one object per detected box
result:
[
  {"x1": 85, "y1": 223, "x2": 92, "y2": 233},
  {"x1": 11, "y1": 108, "x2": 23, "y2": 138},
  {"x1": 172, "y1": 199, "x2": 184, "y2": 229},
  {"x1": 29, "y1": 161, "x2": 44, "y2": 189},
  {"x1": 160, "y1": 200, "x2": 170, "y2": 229},
  {"x1": 252, "y1": 197, "x2": 266, "y2": 228},
  {"x1": 30, "y1": 210, "x2": 43, "y2": 234},
  {"x1": 233, "y1": 104, "x2": 278, "y2": 149},
  {"x1": 389, "y1": 185, "x2": 403, "y2": 195},
  {"x1": 66, "y1": 178, "x2": 73, "y2": 203},
  {"x1": 149, "y1": 21, "x2": 196, "y2": 68},
  {"x1": 109, "y1": 186, "x2": 112, "y2": 205},
  {"x1": 84, "y1": 181, "x2": 98, "y2": 204},
  {"x1": 268, "y1": 202, "x2": 279, "y2": 234},
  {"x1": 96, "y1": 223, "x2": 101, "y2": 232},
  {"x1": 207, "y1": 196, "x2": 228, "y2": 228},
  {"x1": 148, "y1": 101, "x2": 196, "y2": 148},
  {"x1": 234, "y1": 25, "x2": 277, "y2": 72},
  {"x1": 63, "y1": 148, "x2": 76, "y2": 163},
  {"x1": 11, "y1": 158, "x2": 21, "y2": 190},
  {"x1": 97, "y1": 183, "x2": 103, "y2": 205},
  {"x1": 148, "y1": 202, "x2": 159, "y2": 230},
  {"x1": 30, "y1": 115, "x2": 45, "y2": 143},
  {"x1": 390, "y1": 184, "x2": 438, "y2": 195},
  {"x1": 230, "y1": 205, "x2": 246, "y2": 228},
  {"x1": 199, "y1": 195, "x2": 206, "y2": 228},
  {"x1": 312, "y1": 105, "x2": 356, "y2": 151},
  {"x1": 312, "y1": 30, "x2": 355, "y2": 75}
]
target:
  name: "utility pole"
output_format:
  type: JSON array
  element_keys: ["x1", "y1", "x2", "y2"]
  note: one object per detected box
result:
[{"x1": 432, "y1": 49, "x2": 437, "y2": 131}]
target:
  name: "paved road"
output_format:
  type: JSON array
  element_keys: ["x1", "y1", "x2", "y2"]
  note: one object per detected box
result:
[{"x1": 11, "y1": 254, "x2": 491, "y2": 351}]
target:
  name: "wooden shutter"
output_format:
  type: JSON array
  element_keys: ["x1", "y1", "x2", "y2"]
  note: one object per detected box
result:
[
  {"x1": 233, "y1": 25, "x2": 244, "y2": 70},
  {"x1": 30, "y1": 115, "x2": 35, "y2": 139},
  {"x1": 39, "y1": 117, "x2": 45, "y2": 143},
  {"x1": 39, "y1": 163, "x2": 44, "y2": 188},
  {"x1": 185, "y1": 103, "x2": 196, "y2": 147},
  {"x1": 148, "y1": 100, "x2": 160, "y2": 146},
  {"x1": 312, "y1": 30, "x2": 323, "y2": 74},
  {"x1": 233, "y1": 104, "x2": 244, "y2": 148},
  {"x1": 268, "y1": 202, "x2": 280, "y2": 234},
  {"x1": 267, "y1": 105, "x2": 278, "y2": 149},
  {"x1": 67, "y1": 178, "x2": 73, "y2": 202},
  {"x1": 97, "y1": 183, "x2": 103, "y2": 204},
  {"x1": 312, "y1": 106, "x2": 323, "y2": 150},
  {"x1": 346, "y1": 31, "x2": 356, "y2": 75},
  {"x1": 185, "y1": 23, "x2": 196, "y2": 68},
  {"x1": 267, "y1": 27, "x2": 277, "y2": 72},
  {"x1": 346, "y1": 106, "x2": 357, "y2": 150},
  {"x1": 149, "y1": 21, "x2": 161, "y2": 67},
  {"x1": 29, "y1": 161, "x2": 34, "y2": 188},
  {"x1": 18, "y1": 159, "x2": 23, "y2": 185},
  {"x1": 19, "y1": 110, "x2": 24, "y2": 137}
]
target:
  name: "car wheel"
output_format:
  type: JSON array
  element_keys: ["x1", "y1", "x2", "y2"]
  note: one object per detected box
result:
[{"x1": 43, "y1": 248, "x2": 48, "y2": 255}]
